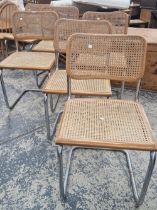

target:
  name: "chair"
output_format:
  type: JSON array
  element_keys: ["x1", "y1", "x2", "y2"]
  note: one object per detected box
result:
[
  {"x1": 82, "y1": 11, "x2": 129, "y2": 34},
  {"x1": 25, "y1": 3, "x2": 79, "y2": 19},
  {"x1": 25, "y1": 3, "x2": 51, "y2": 11},
  {"x1": 129, "y1": 8, "x2": 151, "y2": 28},
  {"x1": 0, "y1": 11, "x2": 58, "y2": 110},
  {"x1": 0, "y1": 1, "x2": 18, "y2": 34},
  {"x1": 42, "y1": 19, "x2": 113, "y2": 139},
  {"x1": 54, "y1": 33, "x2": 157, "y2": 207},
  {"x1": 0, "y1": 2, "x2": 18, "y2": 56},
  {"x1": 0, "y1": 1, "x2": 39, "y2": 57},
  {"x1": 26, "y1": 4, "x2": 79, "y2": 53}
]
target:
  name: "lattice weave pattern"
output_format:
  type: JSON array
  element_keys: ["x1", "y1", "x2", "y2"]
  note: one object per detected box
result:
[
  {"x1": 25, "y1": 4, "x2": 79, "y2": 19},
  {"x1": 56, "y1": 99, "x2": 156, "y2": 150},
  {"x1": 54, "y1": 19, "x2": 112, "y2": 53},
  {"x1": 0, "y1": 2, "x2": 18, "y2": 33},
  {"x1": 66, "y1": 34, "x2": 147, "y2": 82},
  {"x1": 42, "y1": 70, "x2": 111, "y2": 96},
  {"x1": 82, "y1": 11, "x2": 129, "y2": 34},
  {"x1": 12, "y1": 11, "x2": 58, "y2": 40}
]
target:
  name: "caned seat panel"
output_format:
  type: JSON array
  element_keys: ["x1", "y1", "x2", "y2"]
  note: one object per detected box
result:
[
  {"x1": 32, "y1": 40, "x2": 55, "y2": 52},
  {"x1": 56, "y1": 99, "x2": 157, "y2": 151},
  {"x1": 0, "y1": 32, "x2": 37, "y2": 43},
  {"x1": 0, "y1": 52, "x2": 55, "y2": 70},
  {"x1": 42, "y1": 70, "x2": 111, "y2": 96}
]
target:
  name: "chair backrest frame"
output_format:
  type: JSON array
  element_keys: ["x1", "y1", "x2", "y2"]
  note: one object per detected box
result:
[
  {"x1": 66, "y1": 33, "x2": 147, "y2": 99},
  {"x1": 12, "y1": 11, "x2": 59, "y2": 41},
  {"x1": 54, "y1": 19, "x2": 113, "y2": 53},
  {"x1": 0, "y1": 2, "x2": 18, "y2": 33},
  {"x1": 25, "y1": 3, "x2": 79, "y2": 19},
  {"x1": 82, "y1": 11, "x2": 129, "y2": 34}
]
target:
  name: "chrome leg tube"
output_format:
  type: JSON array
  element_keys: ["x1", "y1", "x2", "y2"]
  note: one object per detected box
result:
[
  {"x1": 64, "y1": 147, "x2": 77, "y2": 196},
  {"x1": 44, "y1": 94, "x2": 51, "y2": 140},
  {"x1": 123, "y1": 150, "x2": 156, "y2": 207},
  {"x1": 135, "y1": 80, "x2": 141, "y2": 102},
  {"x1": 0, "y1": 70, "x2": 41, "y2": 110},
  {"x1": 137, "y1": 151, "x2": 156, "y2": 207},
  {"x1": 0, "y1": 70, "x2": 10, "y2": 109},
  {"x1": 57, "y1": 146, "x2": 64, "y2": 201},
  {"x1": 57, "y1": 146, "x2": 77, "y2": 201},
  {"x1": 120, "y1": 81, "x2": 125, "y2": 99},
  {"x1": 35, "y1": 70, "x2": 49, "y2": 88},
  {"x1": 55, "y1": 52, "x2": 59, "y2": 71},
  {"x1": 50, "y1": 94, "x2": 60, "y2": 113},
  {"x1": 51, "y1": 112, "x2": 63, "y2": 141},
  {"x1": 4, "y1": 40, "x2": 8, "y2": 56}
]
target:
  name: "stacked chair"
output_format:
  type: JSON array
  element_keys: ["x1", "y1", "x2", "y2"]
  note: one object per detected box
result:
[
  {"x1": 0, "y1": 1, "x2": 18, "y2": 57},
  {"x1": 82, "y1": 11, "x2": 129, "y2": 34},
  {"x1": 42, "y1": 18, "x2": 113, "y2": 139},
  {"x1": 0, "y1": 1, "x2": 39, "y2": 57},
  {"x1": 54, "y1": 33, "x2": 157, "y2": 207},
  {"x1": 25, "y1": 3, "x2": 79, "y2": 19},
  {"x1": 0, "y1": 11, "x2": 58, "y2": 109},
  {"x1": 0, "y1": 6, "x2": 156, "y2": 207},
  {"x1": 42, "y1": 11, "x2": 129, "y2": 139},
  {"x1": 25, "y1": 3, "x2": 79, "y2": 53}
]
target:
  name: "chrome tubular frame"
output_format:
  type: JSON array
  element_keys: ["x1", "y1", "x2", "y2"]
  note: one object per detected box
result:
[
  {"x1": 118, "y1": 79, "x2": 141, "y2": 101},
  {"x1": 44, "y1": 95, "x2": 62, "y2": 140},
  {"x1": 57, "y1": 145, "x2": 156, "y2": 207},
  {"x1": 35, "y1": 70, "x2": 49, "y2": 88}
]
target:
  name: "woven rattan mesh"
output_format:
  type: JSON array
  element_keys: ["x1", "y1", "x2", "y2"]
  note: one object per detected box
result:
[
  {"x1": 25, "y1": 4, "x2": 79, "y2": 19},
  {"x1": 32, "y1": 40, "x2": 54, "y2": 52},
  {"x1": 12, "y1": 11, "x2": 58, "y2": 40},
  {"x1": 25, "y1": 3, "x2": 51, "y2": 11},
  {"x1": 82, "y1": 11, "x2": 128, "y2": 34},
  {"x1": 0, "y1": 2, "x2": 18, "y2": 33},
  {"x1": 42, "y1": 70, "x2": 111, "y2": 96},
  {"x1": 66, "y1": 34, "x2": 147, "y2": 82},
  {"x1": 54, "y1": 19, "x2": 112, "y2": 53},
  {"x1": 0, "y1": 51, "x2": 55, "y2": 70},
  {"x1": 56, "y1": 99, "x2": 157, "y2": 151},
  {"x1": 51, "y1": 6, "x2": 79, "y2": 19}
]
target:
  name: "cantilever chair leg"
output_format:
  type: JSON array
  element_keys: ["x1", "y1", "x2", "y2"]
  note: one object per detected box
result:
[
  {"x1": 4, "y1": 40, "x2": 8, "y2": 57},
  {"x1": 44, "y1": 94, "x2": 62, "y2": 140},
  {"x1": 50, "y1": 94, "x2": 61, "y2": 113},
  {"x1": 57, "y1": 144, "x2": 156, "y2": 207},
  {"x1": 35, "y1": 70, "x2": 49, "y2": 88},
  {"x1": 124, "y1": 150, "x2": 156, "y2": 207},
  {"x1": 0, "y1": 69, "x2": 41, "y2": 110},
  {"x1": 118, "y1": 80, "x2": 141, "y2": 101},
  {"x1": 44, "y1": 94, "x2": 51, "y2": 139},
  {"x1": 57, "y1": 146, "x2": 77, "y2": 201}
]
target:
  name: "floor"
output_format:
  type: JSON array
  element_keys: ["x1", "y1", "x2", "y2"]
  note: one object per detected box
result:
[{"x1": 0, "y1": 69, "x2": 157, "y2": 210}]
